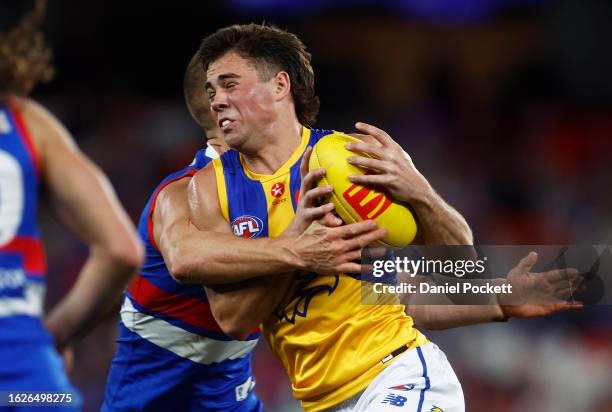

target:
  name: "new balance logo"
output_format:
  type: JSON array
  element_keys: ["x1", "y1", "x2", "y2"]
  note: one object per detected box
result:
[{"x1": 381, "y1": 394, "x2": 407, "y2": 407}]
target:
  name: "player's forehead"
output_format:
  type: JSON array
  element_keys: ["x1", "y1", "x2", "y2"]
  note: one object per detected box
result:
[{"x1": 206, "y1": 51, "x2": 258, "y2": 85}]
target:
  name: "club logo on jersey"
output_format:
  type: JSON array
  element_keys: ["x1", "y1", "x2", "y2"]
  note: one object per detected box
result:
[
  {"x1": 275, "y1": 273, "x2": 339, "y2": 324},
  {"x1": 381, "y1": 394, "x2": 407, "y2": 407},
  {"x1": 431, "y1": 407, "x2": 443, "y2": 412},
  {"x1": 388, "y1": 383, "x2": 415, "y2": 392},
  {"x1": 271, "y1": 182, "x2": 285, "y2": 198},
  {"x1": 231, "y1": 215, "x2": 263, "y2": 238},
  {"x1": 342, "y1": 184, "x2": 391, "y2": 220}
]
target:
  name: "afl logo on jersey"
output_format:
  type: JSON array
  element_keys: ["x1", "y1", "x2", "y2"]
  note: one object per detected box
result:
[
  {"x1": 232, "y1": 215, "x2": 263, "y2": 238},
  {"x1": 270, "y1": 182, "x2": 285, "y2": 198}
]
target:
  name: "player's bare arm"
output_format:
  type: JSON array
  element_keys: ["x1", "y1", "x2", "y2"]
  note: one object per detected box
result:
[
  {"x1": 181, "y1": 160, "x2": 386, "y2": 283},
  {"x1": 16, "y1": 97, "x2": 144, "y2": 350},
  {"x1": 347, "y1": 121, "x2": 473, "y2": 245},
  {"x1": 156, "y1": 175, "x2": 298, "y2": 284}
]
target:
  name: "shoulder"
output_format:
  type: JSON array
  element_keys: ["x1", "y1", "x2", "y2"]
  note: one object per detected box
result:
[
  {"x1": 189, "y1": 162, "x2": 218, "y2": 204},
  {"x1": 157, "y1": 176, "x2": 191, "y2": 206},
  {"x1": 10, "y1": 96, "x2": 76, "y2": 166},
  {"x1": 11, "y1": 96, "x2": 70, "y2": 143}
]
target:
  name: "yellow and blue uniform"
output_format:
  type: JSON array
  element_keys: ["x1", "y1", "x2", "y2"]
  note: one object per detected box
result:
[{"x1": 213, "y1": 127, "x2": 428, "y2": 411}]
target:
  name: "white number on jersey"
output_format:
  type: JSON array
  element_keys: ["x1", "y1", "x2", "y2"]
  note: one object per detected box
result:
[
  {"x1": 0, "y1": 111, "x2": 12, "y2": 134},
  {"x1": 0, "y1": 150, "x2": 24, "y2": 246}
]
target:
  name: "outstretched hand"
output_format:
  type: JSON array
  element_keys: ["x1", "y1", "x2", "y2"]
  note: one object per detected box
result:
[{"x1": 499, "y1": 252, "x2": 584, "y2": 318}]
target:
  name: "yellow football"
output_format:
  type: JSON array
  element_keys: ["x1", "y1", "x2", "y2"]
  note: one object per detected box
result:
[{"x1": 309, "y1": 132, "x2": 418, "y2": 248}]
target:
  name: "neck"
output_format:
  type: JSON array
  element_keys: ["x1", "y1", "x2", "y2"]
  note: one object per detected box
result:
[{"x1": 241, "y1": 115, "x2": 303, "y2": 175}]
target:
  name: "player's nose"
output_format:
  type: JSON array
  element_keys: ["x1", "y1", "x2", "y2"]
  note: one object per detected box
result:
[{"x1": 211, "y1": 91, "x2": 229, "y2": 112}]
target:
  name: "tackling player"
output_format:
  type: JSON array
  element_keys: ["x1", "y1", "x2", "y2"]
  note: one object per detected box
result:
[
  {"x1": 189, "y1": 24, "x2": 583, "y2": 412},
  {"x1": 0, "y1": 1, "x2": 143, "y2": 409},
  {"x1": 102, "y1": 54, "x2": 386, "y2": 412}
]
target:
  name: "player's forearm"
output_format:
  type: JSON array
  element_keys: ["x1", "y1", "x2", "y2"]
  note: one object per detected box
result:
[
  {"x1": 406, "y1": 303, "x2": 505, "y2": 330},
  {"x1": 410, "y1": 189, "x2": 473, "y2": 245},
  {"x1": 206, "y1": 274, "x2": 293, "y2": 340},
  {"x1": 166, "y1": 232, "x2": 304, "y2": 284},
  {"x1": 44, "y1": 246, "x2": 139, "y2": 349}
]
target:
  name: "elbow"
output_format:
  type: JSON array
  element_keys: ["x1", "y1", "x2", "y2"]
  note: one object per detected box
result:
[
  {"x1": 109, "y1": 238, "x2": 144, "y2": 273},
  {"x1": 165, "y1": 246, "x2": 199, "y2": 284},
  {"x1": 222, "y1": 324, "x2": 253, "y2": 341},
  {"x1": 166, "y1": 255, "x2": 189, "y2": 284},
  {"x1": 211, "y1": 306, "x2": 256, "y2": 341}
]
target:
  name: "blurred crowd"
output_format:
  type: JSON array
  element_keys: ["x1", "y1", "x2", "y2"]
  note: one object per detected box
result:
[{"x1": 8, "y1": 0, "x2": 609, "y2": 410}]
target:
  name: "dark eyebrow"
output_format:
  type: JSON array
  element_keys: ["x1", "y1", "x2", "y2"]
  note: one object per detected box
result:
[{"x1": 205, "y1": 73, "x2": 241, "y2": 90}]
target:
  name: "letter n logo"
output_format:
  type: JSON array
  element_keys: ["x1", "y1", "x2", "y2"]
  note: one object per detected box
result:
[{"x1": 342, "y1": 184, "x2": 392, "y2": 220}]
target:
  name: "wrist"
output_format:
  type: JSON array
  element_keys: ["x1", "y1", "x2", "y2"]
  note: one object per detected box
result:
[
  {"x1": 278, "y1": 238, "x2": 307, "y2": 271},
  {"x1": 406, "y1": 183, "x2": 436, "y2": 211},
  {"x1": 492, "y1": 278, "x2": 511, "y2": 321}
]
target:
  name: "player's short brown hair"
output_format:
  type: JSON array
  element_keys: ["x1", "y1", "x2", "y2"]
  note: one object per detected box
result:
[
  {"x1": 198, "y1": 23, "x2": 319, "y2": 127},
  {"x1": 0, "y1": 0, "x2": 54, "y2": 96}
]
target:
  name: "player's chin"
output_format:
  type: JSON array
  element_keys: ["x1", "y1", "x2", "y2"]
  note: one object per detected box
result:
[{"x1": 222, "y1": 128, "x2": 241, "y2": 148}]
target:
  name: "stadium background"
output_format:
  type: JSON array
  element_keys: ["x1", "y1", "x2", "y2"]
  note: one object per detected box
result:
[{"x1": 2, "y1": 0, "x2": 611, "y2": 410}]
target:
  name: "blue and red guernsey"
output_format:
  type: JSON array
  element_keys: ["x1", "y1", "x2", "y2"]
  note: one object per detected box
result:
[
  {"x1": 104, "y1": 147, "x2": 262, "y2": 412},
  {"x1": 0, "y1": 98, "x2": 47, "y2": 331}
]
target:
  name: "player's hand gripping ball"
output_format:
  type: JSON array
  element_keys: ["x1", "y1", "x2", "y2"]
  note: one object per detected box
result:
[{"x1": 309, "y1": 133, "x2": 417, "y2": 248}]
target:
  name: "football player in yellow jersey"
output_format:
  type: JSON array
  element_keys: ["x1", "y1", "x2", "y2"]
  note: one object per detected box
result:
[
  {"x1": 188, "y1": 24, "x2": 468, "y2": 412},
  {"x1": 188, "y1": 24, "x2": 582, "y2": 412}
]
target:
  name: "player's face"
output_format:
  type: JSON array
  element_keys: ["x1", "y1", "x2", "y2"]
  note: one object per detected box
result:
[
  {"x1": 186, "y1": 90, "x2": 230, "y2": 155},
  {"x1": 206, "y1": 52, "x2": 277, "y2": 150}
]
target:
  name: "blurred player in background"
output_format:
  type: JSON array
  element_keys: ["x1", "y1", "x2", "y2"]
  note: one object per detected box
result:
[
  {"x1": 103, "y1": 53, "x2": 385, "y2": 412},
  {"x1": 0, "y1": 0, "x2": 143, "y2": 409},
  {"x1": 190, "y1": 23, "x2": 583, "y2": 412}
]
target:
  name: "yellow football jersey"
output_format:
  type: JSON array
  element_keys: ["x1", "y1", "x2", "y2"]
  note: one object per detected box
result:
[{"x1": 213, "y1": 127, "x2": 427, "y2": 411}]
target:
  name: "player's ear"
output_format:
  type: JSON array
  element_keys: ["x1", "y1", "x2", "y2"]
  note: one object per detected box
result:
[{"x1": 273, "y1": 71, "x2": 291, "y2": 101}]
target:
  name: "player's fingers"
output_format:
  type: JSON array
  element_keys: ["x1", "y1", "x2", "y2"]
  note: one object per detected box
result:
[
  {"x1": 348, "y1": 173, "x2": 389, "y2": 186},
  {"x1": 300, "y1": 146, "x2": 313, "y2": 179},
  {"x1": 305, "y1": 203, "x2": 335, "y2": 221},
  {"x1": 517, "y1": 251, "x2": 538, "y2": 272},
  {"x1": 542, "y1": 267, "x2": 581, "y2": 284},
  {"x1": 336, "y1": 262, "x2": 362, "y2": 274},
  {"x1": 337, "y1": 220, "x2": 379, "y2": 238},
  {"x1": 300, "y1": 168, "x2": 325, "y2": 198},
  {"x1": 354, "y1": 122, "x2": 395, "y2": 147},
  {"x1": 347, "y1": 156, "x2": 390, "y2": 173},
  {"x1": 303, "y1": 185, "x2": 333, "y2": 206},
  {"x1": 551, "y1": 301, "x2": 584, "y2": 312},
  {"x1": 347, "y1": 133, "x2": 369, "y2": 141},
  {"x1": 365, "y1": 246, "x2": 388, "y2": 259},
  {"x1": 341, "y1": 249, "x2": 363, "y2": 263},
  {"x1": 344, "y1": 140, "x2": 386, "y2": 160},
  {"x1": 319, "y1": 212, "x2": 343, "y2": 227},
  {"x1": 345, "y1": 228, "x2": 388, "y2": 250}
]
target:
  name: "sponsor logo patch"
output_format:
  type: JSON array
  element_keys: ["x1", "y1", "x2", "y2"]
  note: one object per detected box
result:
[
  {"x1": 388, "y1": 383, "x2": 416, "y2": 392},
  {"x1": 232, "y1": 215, "x2": 263, "y2": 238},
  {"x1": 381, "y1": 394, "x2": 407, "y2": 407},
  {"x1": 271, "y1": 182, "x2": 285, "y2": 198}
]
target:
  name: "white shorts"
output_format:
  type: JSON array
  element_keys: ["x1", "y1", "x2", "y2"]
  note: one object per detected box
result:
[{"x1": 336, "y1": 342, "x2": 464, "y2": 412}]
